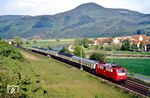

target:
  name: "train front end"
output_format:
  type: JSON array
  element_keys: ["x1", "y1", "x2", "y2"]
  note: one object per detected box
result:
[{"x1": 115, "y1": 68, "x2": 127, "y2": 82}]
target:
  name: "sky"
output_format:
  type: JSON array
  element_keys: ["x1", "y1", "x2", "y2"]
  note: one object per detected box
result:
[{"x1": 0, "y1": 0, "x2": 149, "y2": 16}]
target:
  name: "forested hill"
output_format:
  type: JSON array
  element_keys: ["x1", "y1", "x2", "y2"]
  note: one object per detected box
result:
[{"x1": 0, "y1": 2, "x2": 150, "y2": 39}]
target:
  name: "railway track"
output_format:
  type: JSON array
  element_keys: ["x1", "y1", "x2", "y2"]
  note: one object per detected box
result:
[
  {"x1": 120, "y1": 79, "x2": 150, "y2": 97},
  {"x1": 23, "y1": 47, "x2": 150, "y2": 98}
]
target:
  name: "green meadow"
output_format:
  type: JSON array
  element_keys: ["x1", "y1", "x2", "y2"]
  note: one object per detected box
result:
[
  {"x1": 106, "y1": 58, "x2": 150, "y2": 76},
  {"x1": 23, "y1": 39, "x2": 74, "y2": 48}
]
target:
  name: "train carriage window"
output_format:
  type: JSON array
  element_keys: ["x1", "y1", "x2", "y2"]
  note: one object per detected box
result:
[
  {"x1": 85, "y1": 63, "x2": 87, "y2": 66},
  {"x1": 109, "y1": 68, "x2": 111, "y2": 72},
  {"x1": 107, "y1": 68, "x2": 109, "y2": 71},
  {"x1": 86, "y1": 63, "x2": 88, "y2": 66},
  {"x1": 110, "y1": 69, "x2": 113, "y2": 72},
  {"x1": 106, "y1": 67, "x2": 108, "y2": 71},
  {"x1": 106, "y1": 67, "x2": 110, "y2": 71},
  {"x1": 104, "y1": 67, "x2": 106, "y2": 70},
  {"x1": 100, "y1": 66, "x2": 103, "y2": 69}
]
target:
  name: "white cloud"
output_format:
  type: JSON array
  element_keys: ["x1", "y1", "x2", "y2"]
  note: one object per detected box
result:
[{"x1": 0, "y1": 0, "x2": 149, "y2": 15}]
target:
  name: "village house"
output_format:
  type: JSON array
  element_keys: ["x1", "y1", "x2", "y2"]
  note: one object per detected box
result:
[
  {"x1": 93, "y1": 34, "x2": 150, "y2": 51},
  {"x1": 93, "y1": 36, "x2": 132, "y2": 45},
  {"x1": 132, "y1": 34, "x2": 149, "y2": 51},
  {"x1": 93, "y1": 37, "x2": 110, "y2": 45}
]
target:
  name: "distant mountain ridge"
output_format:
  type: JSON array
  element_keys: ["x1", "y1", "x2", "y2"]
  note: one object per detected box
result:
[{"x1": 0, "y1": 2, "x2": 150, "y2": 39}]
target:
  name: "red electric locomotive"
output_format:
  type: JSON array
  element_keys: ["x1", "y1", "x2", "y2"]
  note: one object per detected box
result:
[{"x1": 95, "y1": 62, "x2": 127, "y2": 82}]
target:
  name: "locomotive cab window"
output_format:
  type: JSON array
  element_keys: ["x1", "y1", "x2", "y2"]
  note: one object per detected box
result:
[
  {"x1": 122, "y1": 69, "x2": 125, "y2": 73},
  {"x1": 117, "y1": 69, "x2": 125, "y2": 73},
  {"x1": 103, "y1": 67, "x2": 106, "y2": 70}
]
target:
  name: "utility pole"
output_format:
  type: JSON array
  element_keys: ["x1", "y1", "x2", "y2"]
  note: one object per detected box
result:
[
  {"x1": 80, "y1": 45, "x2": 83, "y2": 70},
  {"x1": 111, "y1": 47, "x2": 113, "y2": 63},
  {"x1": 111, "y1": 51, "x2": 113, "y2": 63}
]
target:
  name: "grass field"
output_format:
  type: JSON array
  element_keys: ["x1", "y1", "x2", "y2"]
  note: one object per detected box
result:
[
  {"x1": 17, "y1": 50, "x2": 132, "y2": 98},
  {"x1": 85, "y1": 47, "x2": 150, "y2": 56},
  {"x1": 106, "y1": 58, "x2": 150, "y2": 76},
  {"x1": 111, "y1": 51, "x2": 150, "y2": 55},
  {"x1": 23, "y1": 39, "x2": 74, "y2": 48}
]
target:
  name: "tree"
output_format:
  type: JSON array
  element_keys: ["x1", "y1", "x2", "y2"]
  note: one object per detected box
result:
[
  {"x1": 25, "y1": 40, "x2": 30, "y2": 45},
  {"x1": 47, "y1": 45, "x2": 52, "y2": 50},
  {"x1": 0, "y1": 40, "x2": 23, "y2": 60},
  {"x1": 74, "y1": 46, "x2": 85, "y2": 58},
  {"x1": 14, "y1": 36, "x2": 23, "y2": 46},
  {"x1": 95, "y1": 45, "x2": 101, "y2": 50},
  {"x1": 139, "y1": 42, "x2": 144, "y2": 51},
  {"x1": 82, "y1": 38, "x2": 91, "y2": 48},
  {"x1": 32, "y1": 40, "x2": 37, "y2": 44},
  {"x1": 56, "y1": 39, "x2": 60, "y2": 42},
  {"x1": 131, "y1": 43, "x2": 138, "y2": 51},
  {"x1": 121, "y1": 39, "x2": 130, "y2": 51},
  {"x1": 90, "y1": 52, "x2": 105, "y2": 62},
  {"x1": 74, "y1": 38, "x2": 91, "y2": 48},
  {"x1": 110, "y1": 43, "x2": 122, "y2": 51},
  {"x1": 60, "y1": 47, "x2": 71, "y2": 54}
]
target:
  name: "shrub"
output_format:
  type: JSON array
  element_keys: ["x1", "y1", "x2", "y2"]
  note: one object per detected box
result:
[
  {"x1": 90, "y1": 52, "x2": 105, "y2": 62},
  {"x1": 131, "y1": 43, "x2": 138, "y2": 51},
  {"x1": 47, "y1": 45, "x2": 52, "y2": 50},
  {"x1": 14, "y1": 36, "x2": 23, "y2": 46},
  {"x1": 74, "y1": 46, "x2": 85, "y2": 58},
  {"x1": 60, "y1": 47, "x2": 71, "y2": 54},
  {"x1": 121, "y1": 39, "x2": 130, "y2": 51},
  {"x1": 74, "y1": 38, "x2": 91, "y2": 48},
  {"x1": 0, "y1": 40, "x2": 23, "y2": 61}
]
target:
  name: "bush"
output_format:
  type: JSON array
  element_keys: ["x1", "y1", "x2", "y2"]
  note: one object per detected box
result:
[
  {"x1": 90, "y1": 52, "x2": 105, "y2": 62},
  {"x1": 0, "y1": 40, "x2": 23, "y2": 61},
  {"x1": 131, "y1": 43, "x2": 138, "y2": 51},
  {"x1": 60, "y1": 47, "x2": 71, "y2": 54},
  {"x1": 121, "y1": 39, "x2": 130, "y2": 51},
  {"x1": 47, "y1": 45, "x2": 52, "y2": 50},
  {"x1": 74, "y1": 38, "x2": 91, "y2": 48},
  {"x1": 110, "y1": 43, "x2": 122, "y2": 51},
  {"x1": 74, "y1": 46, "x2": 85, "y2": 58},
  {"x1": 14, "y1": 36, "x2": 23, "y2": 46}
]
